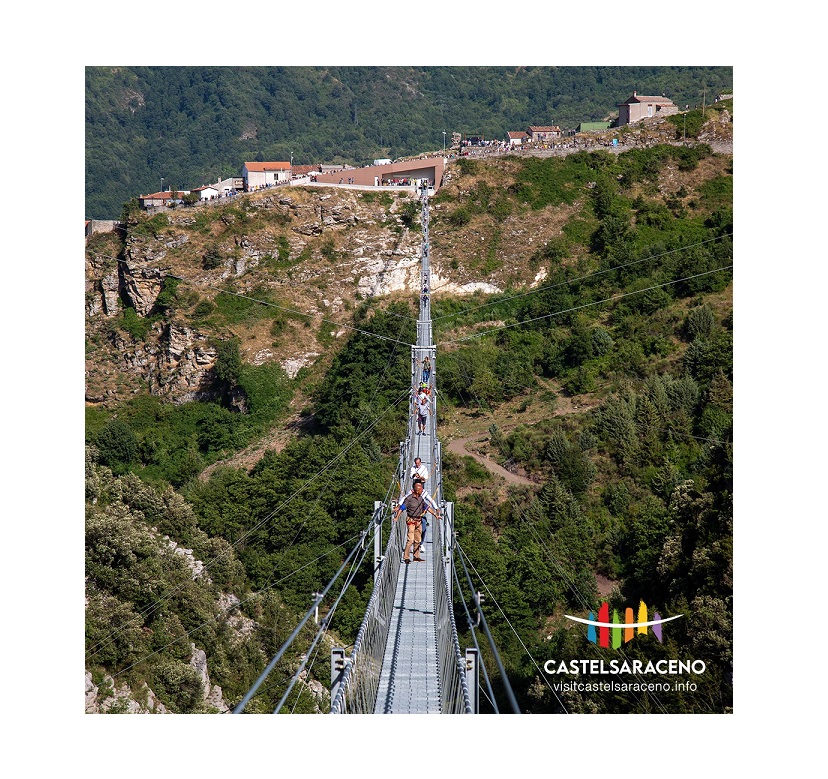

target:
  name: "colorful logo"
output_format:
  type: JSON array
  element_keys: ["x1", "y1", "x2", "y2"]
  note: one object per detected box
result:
[{"x1": 564, "y1": 601, "x2": 682, "y2": 649}]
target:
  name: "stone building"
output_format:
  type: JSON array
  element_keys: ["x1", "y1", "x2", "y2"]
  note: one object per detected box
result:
[
  {"x1": 617, "y1": 91, "x2": 679, "y2": 125},
  {"x1": 527, "y1": 125, "x2": 562, "y2": 142}
]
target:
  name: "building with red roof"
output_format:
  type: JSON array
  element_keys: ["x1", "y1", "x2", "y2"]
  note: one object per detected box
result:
[
  {"x1": 242, "y1": 161, "x2": 292, "y2": 190},
  {"x1": 506, "y1": 131, "x2": 529, "y2": 147}
]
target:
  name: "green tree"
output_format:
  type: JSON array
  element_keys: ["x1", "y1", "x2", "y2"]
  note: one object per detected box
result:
[
  {"x1": 202, "y1": 244, "x2": 224, "y2": 270},
  {"x1": 214, "y1": 338, "x2": 242, "y2": 386},
  {"x1": 96, "y1": 420, "x2": 138, "y2": 472},
  {"x1": 683, "y1": 304, "x2": 715, "y2": 341}
]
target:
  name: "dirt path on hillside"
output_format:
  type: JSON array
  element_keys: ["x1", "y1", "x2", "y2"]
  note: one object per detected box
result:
[
  {"x1": 199, "y1": 413, "x2": 306, "y2": 481},
  {"x1": 447, "y1": 436, "x2": 536, "y2": 486}
]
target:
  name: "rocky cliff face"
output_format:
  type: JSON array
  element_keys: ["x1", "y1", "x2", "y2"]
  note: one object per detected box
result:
[
  {"x1": 85, "y1": 186, "x2": 433, "y2": 407},
  {"x1": 84, "y1": 642, "x2": 232, "y2": 714}
]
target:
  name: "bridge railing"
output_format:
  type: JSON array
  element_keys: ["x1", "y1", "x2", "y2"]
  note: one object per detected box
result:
[
  {"x1": 330, "y1": 504, "x2": 406, "y2": 713},
  {"x1": 432, "y1": 499, "x2": 472, "y2": 713}
]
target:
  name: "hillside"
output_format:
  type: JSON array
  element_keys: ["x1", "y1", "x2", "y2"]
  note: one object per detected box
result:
[
  {"x1": 85, "y1": 123, "x2": 733, "y2": 713},
  {"x1": 85, "y1": 66, "x2": 733, "y2": 218}
]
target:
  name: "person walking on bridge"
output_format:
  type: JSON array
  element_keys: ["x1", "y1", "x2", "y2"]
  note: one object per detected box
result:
[
  {"x1": 421, "y1": 356, "x2": 432, "y2": 384},
  {"x1": 410, "y1": 456, "x2": 429, "y2": 485},
  {"x1": 393, "y1": 480, "x2": 440, "y2": 564},
  {"x1": 409, "y1": 457, "x2": 431, "y2": 553},
  {"x1": 415, "y1": 391, "x2": 430, "y2": 435}
]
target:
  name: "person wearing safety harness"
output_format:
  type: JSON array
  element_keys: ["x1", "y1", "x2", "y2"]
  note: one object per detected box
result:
[
  {"x1": 409, "y1": 457, "x2": 431, "y2": 553},
  {"x1": 393, "y1": 480, "x2": 441, "y2": 564}
]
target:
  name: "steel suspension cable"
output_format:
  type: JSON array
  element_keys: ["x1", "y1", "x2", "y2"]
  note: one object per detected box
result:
[
  {"x1": 266, "y1": 312, "x2": 411, "y2": 569},
  {"x1": 439, "y1": 337, "x2": 677, "y2": 713},
  {"x1": 454, "y1": 542, "x2": 521, "y2": 713},
  {"x1": 234, "y1": 528, "x2": 368, "y2": 713},
  {"x1": 431, "y1": 233, "x2": 731, "y2": 323},
  {"x1": 452, "y1": 562, "x2": 500, "y2": 713},
  {"x1": 286, "y1": 502, "x2": 399, "y2": 714},
  {"x1": 274, "y1": 525, "x2": 376, "y2": 713},
  {"x1": 107, "y1": 532, "x2": 363, "y2": 681},
  {"x1": 506, "y1": 495, "x2": 678, "y2": 714},
  {"x1": 456, "y1": 540, "x2": 568, "y2": 713},
  {"x1": 87, "y1": 388, "x2": 409, "y2": 660}
]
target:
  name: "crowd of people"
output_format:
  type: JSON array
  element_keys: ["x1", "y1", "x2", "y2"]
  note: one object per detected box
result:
[{"x1": 245, "y1": 179, "x2": 290, "y2": 192}]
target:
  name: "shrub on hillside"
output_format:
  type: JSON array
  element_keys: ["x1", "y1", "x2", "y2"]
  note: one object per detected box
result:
[
  {"x1": 96, "y1": 420, "x2": 138, "y2": 472},
  {"x1": 119, "y1": 306, "x2": 152, "y2": 340},
  {"x1": 683, "y1": 304, "x2": 715, "y2": 341},
  {"x1": 202, "y1": 245, "x2": 224, "y2": 270},
  {"x1": 448, "y1": 206, "x2": 472, "y2": 227},
  {"x1": 151, "y1": 660, "x2": 205, "y2": 713}
]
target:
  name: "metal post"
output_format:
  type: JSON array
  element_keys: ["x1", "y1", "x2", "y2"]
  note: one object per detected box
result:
[
  {"x1": 312, "y1": 592, "x2": 323, "y2": 624},
  {"x1": 465, "y1": 648, "x2": 480, "y2": 714},
  {"x1": 374, "y1": 500, "x2": 384, "y2": 582},
  {"x1": 474, "y1": 591, "x2": 484, "y2": 628},
  {"x1": 331, "y1": 647, "x2": 346, "y2": 709},
  {"x1": 435, "y1": 439, "x2": 441, "y2": 489},
  {"x1": 411, "y1": 344, "x2": 418, "y2": 394},
  {"x1": 444, "y1": 502, "x2": 454, "y2": 584}
]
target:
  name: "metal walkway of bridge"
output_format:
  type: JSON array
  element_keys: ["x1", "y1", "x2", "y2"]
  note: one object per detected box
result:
[{"x1": 330, "y1": 187, "x2": 473, "y2": 714}]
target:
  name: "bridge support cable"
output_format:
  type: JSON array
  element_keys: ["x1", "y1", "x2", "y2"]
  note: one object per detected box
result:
[
  {"x1": 273, "y1": 522, "x2": 377, "y2": 714},
  {"x1": 457, "y1": 540, "x2": 572, "y2": 714},
  {"x1": 455, "y1": 542, "x2": 522, "y2": 714},
  {"x1": 431, "y1": 500, "x2": 473, "y2": 713},
  {"x1": 465, "y1": 649, "x2": 480, "y2": 714},
  {"x1": 452, "y1": 563, "x2": 500, "y2": 713},
  {"x1": 233, "y1": 528, "x2": 368, "y2": 714},
  {"x1": 330, "y1": 505, "x2": 407, "y2": 712}
]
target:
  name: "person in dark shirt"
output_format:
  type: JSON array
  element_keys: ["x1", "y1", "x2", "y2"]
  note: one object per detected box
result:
[
  {"x1": 421, "y1": 356, "x2": 431, "y2": 383},
  {"x1": 393, "y1": 480, "x2": 440, "y2": 564}
]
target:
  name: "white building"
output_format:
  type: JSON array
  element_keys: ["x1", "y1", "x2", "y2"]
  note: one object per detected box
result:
[
  {"x1": 191, "y1": 185, "x2": 220, "y2": 200},
  {"x1": 242, "y1": 161, "x2": 291, "y2": 190},
  {"x1": 506, "y1": 131, "x2": 528, "y2": 147}
]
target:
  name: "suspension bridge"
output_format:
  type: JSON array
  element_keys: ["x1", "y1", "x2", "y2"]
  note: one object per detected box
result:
[{"x1": 232, "y1": 186, "x2": 516, "y2": 714}]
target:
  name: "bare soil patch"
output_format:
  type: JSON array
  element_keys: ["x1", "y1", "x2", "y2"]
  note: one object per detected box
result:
[{"x1": 447, "y1": 435, "x2": 536, "y2": 486}]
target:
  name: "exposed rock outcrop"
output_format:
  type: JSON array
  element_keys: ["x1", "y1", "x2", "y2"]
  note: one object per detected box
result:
[
  {"x1": 85, "y1": 671, "x2": 170, "y2": 714},
  {"x1": 110, "y1": 321, "x2": 218, "y2": 403},
  {"x1": 120, "y1": 241, "x2": 169, "y2": 316},
  {"x1": 85, "y1": 641, "x2": 232, "y2": 714}
]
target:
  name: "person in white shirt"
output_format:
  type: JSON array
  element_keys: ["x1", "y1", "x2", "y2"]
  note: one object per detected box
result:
[
  {"x1": 408, "y1": 460, "x2": 432, "y2": 552},
  {"x1": 415, "y1": 392, "x2": 430, "y2": 435},
  {"x1": 410, "y1": 457, "x2": 428, "y2": 484}
]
